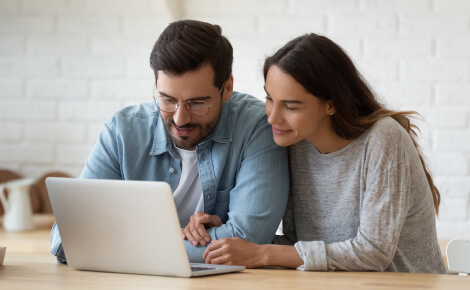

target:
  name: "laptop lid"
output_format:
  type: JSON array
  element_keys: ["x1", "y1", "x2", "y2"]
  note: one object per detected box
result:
[{"x1": 46, "y1": 177, "x2": 244, "y2": 277}]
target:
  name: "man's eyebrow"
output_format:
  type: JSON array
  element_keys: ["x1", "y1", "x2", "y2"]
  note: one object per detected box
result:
[
  {"x1": 158, "y1": 91, "x2": 212, "y2": 101},
  {"x1": 263, "y1": 86, "x2": 304, "y2": 104}
]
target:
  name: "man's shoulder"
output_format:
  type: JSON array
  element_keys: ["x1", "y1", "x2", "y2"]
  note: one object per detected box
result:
[
  {"x1": 228, "y1": 92, "x2": 267, "y2": 125},
  {"x1": 106, "y1": 101, "x2": 158, "y2": 126}
]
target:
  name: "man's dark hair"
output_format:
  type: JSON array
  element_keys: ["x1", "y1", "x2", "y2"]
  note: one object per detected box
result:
[{"x1": 150, "y1": 20, "x2": 233, "y2": 88}]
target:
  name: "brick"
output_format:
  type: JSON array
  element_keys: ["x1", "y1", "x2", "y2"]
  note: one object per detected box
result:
[
  {"x1": 419, "y1": 107, "x2": 467, "y2": 129},
  {"x1": 20, "y1": 165, "x2": 79, "y2": 180},
  {"x1": 0, "y1": 124, "x2": 22, "y2": 141},
  {"x1": 24, "y1": 124, "x2": 87, "y2": 142},
  {"x1": 291, "y1": 0, "x2": 358, "y2": 14},
  {"x1": 218, "y1": 0, "x2": 289, "y2": 15},
  {"x1": 437, "y1": 38, "x2": 470, "y2": 58},
  {"x1": 0, "y1": 17, "x2": 55, "y2": 34},
  {"x1": 331, "y1": 15, "x2": 398, "y2": 37},
  {"x1": 435, "y1": 131, "x2": 470, "y2": 152},
  {"x1": 91, "y1": 37, "x2": 155, "y2": 56},
  {"x1": 58, "y1": 16, "x2": 120, "y2": 35},
  {"x1": 436, "y1": 176, "x2": 470, "y2": 199},
  {"x1": 123, "y1": 17, "x2": 171, "y2": 36},
  {"x1": 436, "y1": 221, "x2": 468, "y2": 240},
  {"x1": 61, "y1": 57, "x2": 126, "y2": 78},
  {"x1": 259, "y1": 16, "x2": 326, "y2": 37},
  {"x1": 400, "y1": 16, "x2": 469, "y2": 37},
  {"x1": 26, "y1": 80, "x2": 88, "y2": 99},
  {"x1": 434, "y1": 153, "x2": 469, "y2": 175},
  {"x1": 364, "y1": 37, "x2": 433, "y2": 58},
  {"x1": 0, "y1": 145, "x2": 55, "y2": 164},
  {"x1": 436, "y1": 85, "x2": 470, "y2": 105},
  {"x1": 91, "y1": 80, "x2": 150, "y2": 101},
  {"x1": 0, "y1": 57, "x2": 59, "y2": 78},
  {"x1": 438, "y1": 198, "x2": 469, "y2": 222},
  {"x1": 233, "y1": 59, "x2": 262, "y2": 82},
  {"x1": 327, "y1": 36, "x2": 363, "y2": 59},
  {"x1": 56, "y1": 144, "x2": 94, "y2": 165},
  {"x1": 182, "y1": 0, "x2": 219, "y2": 14},
  {"x1": 26, "y1": 36, "x2": 89, "y2": 56},
  {"x1": 435, "y1": 0, "x2": 470, "y2": 13},
  {"x1": 74, "y1": 0, "x2": 157, "y2": 15},
  {"x1": 0, "y1": 101, "x2": 56, "y2": 121},
  {"x1": 230, "y1": 36, "x2": 288, "y2": 59},
  {"x1": 362, "y1": 0, "x2": 432, "y2": 13},
  {"x1": 87, "y1": 123, "x2": 106, "y2": 143},
  {"x1": 0, "y1": 80, "x2": 24, "y2": 98},
  {"x1": 0, "y1": 36, "x2": 24, "y2": 55},
  {"x1": 127, "y1": 58, "x2": 154, "y2": 79},
  {"x1": 0, "y1": 0, "x2": 19, "y2": 12},
  {"x1": 400, "y1": 60, "x2": 470, "y2": 82},
  {"x1": 378, "y1": 83, "x2": 433, "y2": 106},
  {"x1": 20, "y1": 0, "x2": 63, "y2": 14},
  {"x1": 356, "y1": 59, "x2": 398, "y2": 82},
  {"x1": 187, "y1": 15, "x2": 258, "y2": 37},
  {"x1": 58, "y1": 101, "x2": 122, "y2": 121}
]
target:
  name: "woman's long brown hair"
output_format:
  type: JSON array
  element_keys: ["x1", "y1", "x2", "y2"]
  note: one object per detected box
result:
[{"x1": 264, "y1": 34, "x2": 440, "y2": 215}]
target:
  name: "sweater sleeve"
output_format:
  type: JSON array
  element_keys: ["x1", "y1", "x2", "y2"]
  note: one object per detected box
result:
[{"x1": 295, "y1": 162, "x2": 411, "y2": 271}]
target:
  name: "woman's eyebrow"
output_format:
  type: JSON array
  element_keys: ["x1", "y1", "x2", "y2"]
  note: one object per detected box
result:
[{"x1": 263, "y1": 86, "x2": 304, "y2": 104}]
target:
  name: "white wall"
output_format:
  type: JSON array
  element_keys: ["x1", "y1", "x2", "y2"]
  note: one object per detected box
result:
[{"x1": 0, "y1": 0, "x2": 469, "y2": 240}]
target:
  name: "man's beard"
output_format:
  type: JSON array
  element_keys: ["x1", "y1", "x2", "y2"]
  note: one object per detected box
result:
[{"x1": 164, "y1": 118, "x2": 219, "y2": 150}]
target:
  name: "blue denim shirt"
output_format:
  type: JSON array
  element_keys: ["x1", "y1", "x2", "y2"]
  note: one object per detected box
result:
[{"x1": 51, "y1": 92, "x2": 289, "y2": 263}]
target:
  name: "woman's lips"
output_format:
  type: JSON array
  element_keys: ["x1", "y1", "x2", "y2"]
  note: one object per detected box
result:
[{"x1": 272, "y1": 127, "x2": 291, "y2": 135}]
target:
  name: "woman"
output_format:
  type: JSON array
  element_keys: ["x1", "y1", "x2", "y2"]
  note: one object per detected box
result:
[{"x1": 187, "y1": 34, "x2": 447, "y2": 273}]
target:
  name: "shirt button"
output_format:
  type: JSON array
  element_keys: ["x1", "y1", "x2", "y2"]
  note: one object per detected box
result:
[
  {"x1": 207, "y1": 195, "x2": 211, "y2": 199},
  {"x1": 169, "y1": 168, "x2": 175, "y2": 173}
]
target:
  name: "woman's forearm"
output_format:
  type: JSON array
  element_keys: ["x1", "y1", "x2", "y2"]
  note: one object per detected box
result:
[{"x1": 261, "y1": 244, "x2": 304, "y2": 268}]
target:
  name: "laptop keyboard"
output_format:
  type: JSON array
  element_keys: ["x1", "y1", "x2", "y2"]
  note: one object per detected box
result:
[{"x1": 191, "y1": 266, "x2": 217, "y2": 272}]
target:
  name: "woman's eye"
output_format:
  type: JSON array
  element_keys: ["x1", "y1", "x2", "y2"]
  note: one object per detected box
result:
[
  {"x1": 265, "y1": 96, "x2": 272, "y2": 102},
  {"x1": 285, "y1": 106, "x2": 297, "y2": 111}
]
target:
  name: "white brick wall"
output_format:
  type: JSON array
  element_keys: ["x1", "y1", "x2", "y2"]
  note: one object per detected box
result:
[{"x1": 0, "y1": 0, "x2": 469, "y2": 240}]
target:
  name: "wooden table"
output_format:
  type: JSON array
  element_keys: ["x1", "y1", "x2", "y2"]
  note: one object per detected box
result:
[{"x1": 1, "y1": 215, "x2": 469, "y2": 290}]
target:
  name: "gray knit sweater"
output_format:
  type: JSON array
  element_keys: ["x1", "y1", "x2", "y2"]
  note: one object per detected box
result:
[{"x1": 273, "y1": 117, "x2": 447, "y2": 274}]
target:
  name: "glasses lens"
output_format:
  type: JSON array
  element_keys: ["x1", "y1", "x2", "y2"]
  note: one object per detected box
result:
[
  {"x1": 188, "y1": 101, "x2": 210, "y2": 117},
  {"x1": 156, "y1": 96, "x2": 178, "y2": 113}
]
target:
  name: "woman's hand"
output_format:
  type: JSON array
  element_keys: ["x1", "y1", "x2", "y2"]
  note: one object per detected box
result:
[
  {"x1": 182, "y1": 211, "x2": 222, "y2": 247},
  {"x1": 203, "y1": 237, "x2": 265, "y2": 268}
]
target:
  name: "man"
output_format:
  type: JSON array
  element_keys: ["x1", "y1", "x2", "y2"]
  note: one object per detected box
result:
[{"x1": 50, "y1": 20, "x2": 288, "y2": 263}]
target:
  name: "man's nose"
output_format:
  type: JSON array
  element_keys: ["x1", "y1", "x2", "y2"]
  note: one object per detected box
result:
[{"x1": 173, "y1": 103, "x2": 192, "y2": 126}]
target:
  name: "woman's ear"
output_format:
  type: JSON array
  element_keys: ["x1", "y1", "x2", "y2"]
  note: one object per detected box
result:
[{"x1": 326, "y1": 100, "x2": 336, "y2": 116}]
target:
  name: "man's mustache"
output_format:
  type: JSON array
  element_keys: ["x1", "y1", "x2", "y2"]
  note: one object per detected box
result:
[{"x1": 168, "y1": 120, "x2": 197, "y2": 129}]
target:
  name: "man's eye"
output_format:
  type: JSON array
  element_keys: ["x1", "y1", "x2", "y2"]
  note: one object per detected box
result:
[
  {"x1": 190, "y1": 101, "x2": 207, "y2": 106},
  {"x1": 160, "y1": 97, "x2": 176, "y2": 103}
]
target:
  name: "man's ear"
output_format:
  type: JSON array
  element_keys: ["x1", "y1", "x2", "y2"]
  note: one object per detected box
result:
[{"x1": 222, "y1": 74, "x2": 234, "y2": 103}]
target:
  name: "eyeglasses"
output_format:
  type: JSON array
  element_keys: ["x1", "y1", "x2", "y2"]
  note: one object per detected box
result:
[{"x1": 153, "y1": 84, "x2": 225, "y2": 117}]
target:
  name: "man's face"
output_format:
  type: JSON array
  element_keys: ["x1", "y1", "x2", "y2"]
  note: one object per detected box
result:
[{"x1": 156, "y1": 63, "x2": 231, "y2": 150}]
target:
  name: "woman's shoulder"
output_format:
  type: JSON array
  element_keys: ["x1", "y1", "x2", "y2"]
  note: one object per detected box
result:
[{"x1": 365, "y1": 117, "x2": 410, "y2": 146}]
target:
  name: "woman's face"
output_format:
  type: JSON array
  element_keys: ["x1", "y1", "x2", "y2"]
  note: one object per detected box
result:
[{"x1": 265, "y1": 65, "x2": 335, "y2": 147}]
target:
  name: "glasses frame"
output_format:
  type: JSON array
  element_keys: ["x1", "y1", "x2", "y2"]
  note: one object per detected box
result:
[{"x1": 153, "y1": 83, "x2": 225, "y2": 117}]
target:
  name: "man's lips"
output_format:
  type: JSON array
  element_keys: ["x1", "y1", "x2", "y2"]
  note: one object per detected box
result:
[
  {"x1": 173, "y1": 125, "x2": 196, "y2": 136},
  {"x1": 272, "y1": 127, "x2": 292, "y2": 135}
]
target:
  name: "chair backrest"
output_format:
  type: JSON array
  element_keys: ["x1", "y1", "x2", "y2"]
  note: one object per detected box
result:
[{"x1": 446, "y1": 239, "x2": 470, "y2": 276}]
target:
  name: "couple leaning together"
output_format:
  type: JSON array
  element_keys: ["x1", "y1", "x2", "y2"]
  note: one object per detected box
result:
[{"x1": 51, "y1": 20, "x2": 447, "y2": 273}]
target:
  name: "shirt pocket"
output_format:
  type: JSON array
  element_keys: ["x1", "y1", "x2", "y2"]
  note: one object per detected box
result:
[{"x1": 215, "y1": 184, "x2": 233, "y2": 222}]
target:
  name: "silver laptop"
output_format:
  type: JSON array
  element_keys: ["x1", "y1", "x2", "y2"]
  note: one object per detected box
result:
[{"x1": 46, "y1": 177, "x2": 245, "y2": 277}]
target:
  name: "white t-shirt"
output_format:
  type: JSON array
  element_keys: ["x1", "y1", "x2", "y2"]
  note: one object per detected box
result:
[{"x1": 172, "y1": 146, "x2": 204, "y2": 227}]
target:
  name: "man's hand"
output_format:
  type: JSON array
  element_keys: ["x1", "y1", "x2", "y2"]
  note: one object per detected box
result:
[{"x1": 182, "y1": 211, "x2": 222, "y2": 247}]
